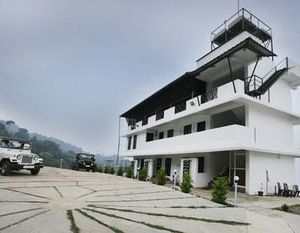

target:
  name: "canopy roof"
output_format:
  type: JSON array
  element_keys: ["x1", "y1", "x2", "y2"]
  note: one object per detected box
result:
[{"x1": 121, "y1": 37, "x2": 276, "y2": 121}]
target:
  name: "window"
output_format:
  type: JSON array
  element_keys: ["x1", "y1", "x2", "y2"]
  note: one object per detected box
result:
[
  {"x1": 156, "y1": 109, "x2": 164, "y2": 120},
  {"x1": 146, "y1": 133, "x2": 154, "y2": 142},
  {"x1": 140, "y1": 159, "x2": 144, "y2": 169},
  {"x1": 127, "y1": 136, "x2": 132, "y2": 150},
  {"x1": 158, "y1": 131, "x2": 164, "y2": 139},
  {"x1": 165, "y1": 158, "x2": 172, "y2": 176},
  {"x1": 183, "y1": 160, "x2": 191, "y2": 174},
  {"x1": 198, "y1": 157, "x2": 204, "y2": 173},
  {"x1": 167, "y1": 129, "x2": 174, "y2": 138},
  {"x1": 183, "y1": 124, "x2": 192, "y2": 135},
  {"x1": 197, "y1": 121, "x2": 206, "y2": 132},
  {"x1": 142, "y1": 117, "x2": 148, "y2": 126},
  {"x1": 175, "y1": 101, "x2": 186, "y2": 113},
  {"x1": 133, "y1": 135, "x2": 137, "y2": 149}
]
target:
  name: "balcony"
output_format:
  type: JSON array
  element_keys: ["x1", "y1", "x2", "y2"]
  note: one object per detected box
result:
[
  {"x1": 127, "y1": 80, "x2": 245, "y2": 133},
  {"x1": 124, "y1": 124, "x2": 255, "y2": 156}
]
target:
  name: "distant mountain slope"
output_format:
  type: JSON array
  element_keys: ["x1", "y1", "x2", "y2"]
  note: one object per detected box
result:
[
  {"x1": 0, "y1": 119, "x2": 83, "y2": 153},
  {"x1": 30, "y1": 133, "x2": 83, "y2": 153}
]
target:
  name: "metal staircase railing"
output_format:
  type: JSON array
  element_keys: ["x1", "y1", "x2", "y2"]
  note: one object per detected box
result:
[{"x1": 245, "y1": 57, "x2": 288, "y2": 96}]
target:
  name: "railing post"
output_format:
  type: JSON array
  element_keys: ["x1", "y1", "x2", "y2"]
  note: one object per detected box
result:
[
  {"x1": 242, "y1": 9, "x2": 245, "y2": 30},
  {"x1": 224, "y1": 20, "x2": 227, "y2": 42}
]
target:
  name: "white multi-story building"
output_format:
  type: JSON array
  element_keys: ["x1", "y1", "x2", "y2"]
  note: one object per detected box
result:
[{"x1": 120, "y1": 9, "x2": 300, "y2": 195}]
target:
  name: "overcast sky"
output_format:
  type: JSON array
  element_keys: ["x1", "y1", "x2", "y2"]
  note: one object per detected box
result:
[{"x1": 0, "y1": 0, "x2": 299, "y2": 154}]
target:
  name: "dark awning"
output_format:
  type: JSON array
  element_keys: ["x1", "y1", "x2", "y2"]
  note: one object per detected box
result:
[{"x1": 120, "y1": 73, "x2": 206, "y2": 121}]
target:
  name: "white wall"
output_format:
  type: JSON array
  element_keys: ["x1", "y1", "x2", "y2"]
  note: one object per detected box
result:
[
  {"x1": 248, "y1": 104, "x2": 294, "y2": 151},
  {"x1": 248, "y1": 151, "x2": 295, "y2": 195}
]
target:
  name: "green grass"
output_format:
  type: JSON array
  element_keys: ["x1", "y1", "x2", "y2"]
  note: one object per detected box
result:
[
  {"x1": 170, "y1": 205, "x2": 208, "y2": 209},
  {"x1": 275, "y1": 204, "x2": 300, "y2": 215},
  {"x1": 66, "y1": 210, "x2": 80, "y2": 233},
  {"x1": 89, "y1": 206, "x2": 249, "y2": 226},
  {"x1": 84, "y1": 208, "x2": 184, "y2": 233},
  {"x1": 75, "y1": 209, "x2": 123, "y2": 233}
]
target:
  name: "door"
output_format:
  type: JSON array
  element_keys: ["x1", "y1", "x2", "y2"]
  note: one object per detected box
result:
[
  {"x1": 183, "y1": 160, "x2": 191, "y2": 174},
  {"x1": 229, "y1": 151, "x2": 246, "y2": 186},
  {"x1": 165, "y1": 158, "x2": 171, "y2": 176}
]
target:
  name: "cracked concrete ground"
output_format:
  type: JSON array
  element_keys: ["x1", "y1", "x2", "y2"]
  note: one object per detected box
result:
[{"x1": 0, "y1": 167, "x2": 299, "y2": 233}]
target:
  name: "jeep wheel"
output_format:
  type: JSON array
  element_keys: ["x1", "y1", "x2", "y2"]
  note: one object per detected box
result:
[
  {"x1": 30, "y1": 168, "x2": 40, "y2": 175},
  {"x1": 86, "y1": 169, "x2": 90, "y2": 172},
  {"x1": 1, "y1": 160, "x2": 10, "y2": 176},
  {"x1": 92, "y1": 169, "x2": 96, "y2": 173}
]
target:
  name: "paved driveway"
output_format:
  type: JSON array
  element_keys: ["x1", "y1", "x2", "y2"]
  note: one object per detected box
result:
[{"x1": 0, "y1": 167, "x2": 298, "y2": 233}]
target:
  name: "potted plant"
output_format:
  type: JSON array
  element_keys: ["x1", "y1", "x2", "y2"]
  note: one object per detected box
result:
[{"x1": 258, "y1": 182, "x2": 264, "y2": 196}]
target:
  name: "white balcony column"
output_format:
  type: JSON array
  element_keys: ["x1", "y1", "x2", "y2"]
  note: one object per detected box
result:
[
  {"x1": 145, "y1": 159, "x2": 154, "y2": 178},
  {"x1": 133, "y1": 159, "x2": 138, "y2": 178}
]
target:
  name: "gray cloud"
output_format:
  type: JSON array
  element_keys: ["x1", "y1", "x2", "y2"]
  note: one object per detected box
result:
[{"x1": 0, "y1": 0, "x2": 299, "y2": 153}]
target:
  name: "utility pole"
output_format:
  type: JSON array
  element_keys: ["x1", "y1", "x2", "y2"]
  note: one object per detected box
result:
[{"x1": 116, "y1": 117, "x2": 121, "y2": 166}]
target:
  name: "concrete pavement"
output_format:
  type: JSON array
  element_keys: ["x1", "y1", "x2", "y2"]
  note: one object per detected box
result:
[{"x1": 0, "y1": 167, "x2": 299, "y2": 233}]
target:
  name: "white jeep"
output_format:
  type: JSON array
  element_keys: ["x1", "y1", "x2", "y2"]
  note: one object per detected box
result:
[{"x1": 0, "y1": 137, "x2": 44, "y2": 176}]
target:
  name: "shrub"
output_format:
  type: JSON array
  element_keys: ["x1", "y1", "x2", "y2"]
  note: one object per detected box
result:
[
  {"x1": 104, "y1": 165, "x2": 109, "y2": 174},
  {"x1": 96, "y1": 165, "x2": 102, "y2": 173},
  {"x1": 125, "y1": 166, "x2": 133, "y2": 178},
  {"x1": 156, "y1": 168, "x2": 166, "y2": 185},
  {"x1": 109, "y1": 166, "x2": 115, "y2": 175},
  {"x1": 117, "y1": 166, "x2": 124, "y2": 176},
  {"x1": 211, "y1": 176, "x2": 229, "y2": 204},
  {"x1": 181, "y1": 172, "x2": 192, "y2": 193},
  {"x1": 281, "y1": 204, "x2": 290, "y2": 212},
  {"x1": 138, "y1": 167, "x2": 148, "y2": 181}
]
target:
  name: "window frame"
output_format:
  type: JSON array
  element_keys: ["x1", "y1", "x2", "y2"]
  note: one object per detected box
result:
[
  {"x1": 127, "y1": 136, "x2": 132, "y2": 150},
  {"x1": 198, "y1": 157, "x2": 205, "y2": 173},
  {"x1": 183, "y1": 124, "x2": 192, "y2": 135},
  {"x1": 197, "y1": 121, "x2": 206, "y2": 132},
  {"x1": 132, "y1": 135, "x2": 137, "y2": 149},
  {"x1": 167, "y1": 129, "x2": 174, "y2": 138}
]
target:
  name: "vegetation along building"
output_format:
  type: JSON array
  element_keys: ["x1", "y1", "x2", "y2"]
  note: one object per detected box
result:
[{"x1": 120, "y1": 9, "x2": 300, "y2": 194}]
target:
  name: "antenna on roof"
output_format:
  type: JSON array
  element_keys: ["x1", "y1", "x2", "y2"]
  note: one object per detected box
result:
[{"x1": 238, "y1": 0, "x2": 240, "y2": 11}]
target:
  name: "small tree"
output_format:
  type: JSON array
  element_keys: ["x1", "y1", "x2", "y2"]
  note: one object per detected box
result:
[
  {"x1": 104, "y1": 165, "x2": 109, "y2": 174},
  {"x1": 138, "y1": 167, "x2": 148, "y2": 181},
  {"x1": 211, "y1": 176, "x2": 229, "y2": 204},
  {"x1": 117, "y1": 166, "x2": 124, "y2": 176},
  {"x1": 97, "y1": 165, "x2": 102, "y2": 173},
  {"x1": 109, "y1": 166, "x2": 115, "y2": 175},
  {"x1": 125, "y1": 166, "x2": 133, "y2": 178},
  {"x1": 156, "y1": 168, "x2": 166, "y2": 185},
  {"x1": 181, "y1": 172, "x2": 192, "y2": 193}
]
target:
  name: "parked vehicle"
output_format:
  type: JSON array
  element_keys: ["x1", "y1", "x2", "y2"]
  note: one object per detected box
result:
[
  {"x1": 0, "y1": 137, "x2": 43, "y2": 176},
  {"x1": 73, "y1": 153, "x2": 96, "y2": 172}
]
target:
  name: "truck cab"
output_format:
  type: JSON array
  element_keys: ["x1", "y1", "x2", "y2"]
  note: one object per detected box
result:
[{"x1": 0, "y1": 137, "x2": 44, "y2": 175}]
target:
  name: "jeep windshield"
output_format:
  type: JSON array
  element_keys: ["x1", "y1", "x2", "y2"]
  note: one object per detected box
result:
[
  {"x1": 78, "y1": 154, "x2": 94, "y2": 160},
  {"x1": 0, "y1": 139, "x2": 31, "y2": 150}
]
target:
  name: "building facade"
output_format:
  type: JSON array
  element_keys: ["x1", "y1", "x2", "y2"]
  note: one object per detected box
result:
[{"x1": 120, "y1": 9, "x2": 300, "y2": 195}]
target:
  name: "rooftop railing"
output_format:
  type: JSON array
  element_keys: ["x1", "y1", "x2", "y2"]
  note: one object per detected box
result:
[{"x1": 211, "y1": 8, "x2": 272, "y2": 50}]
